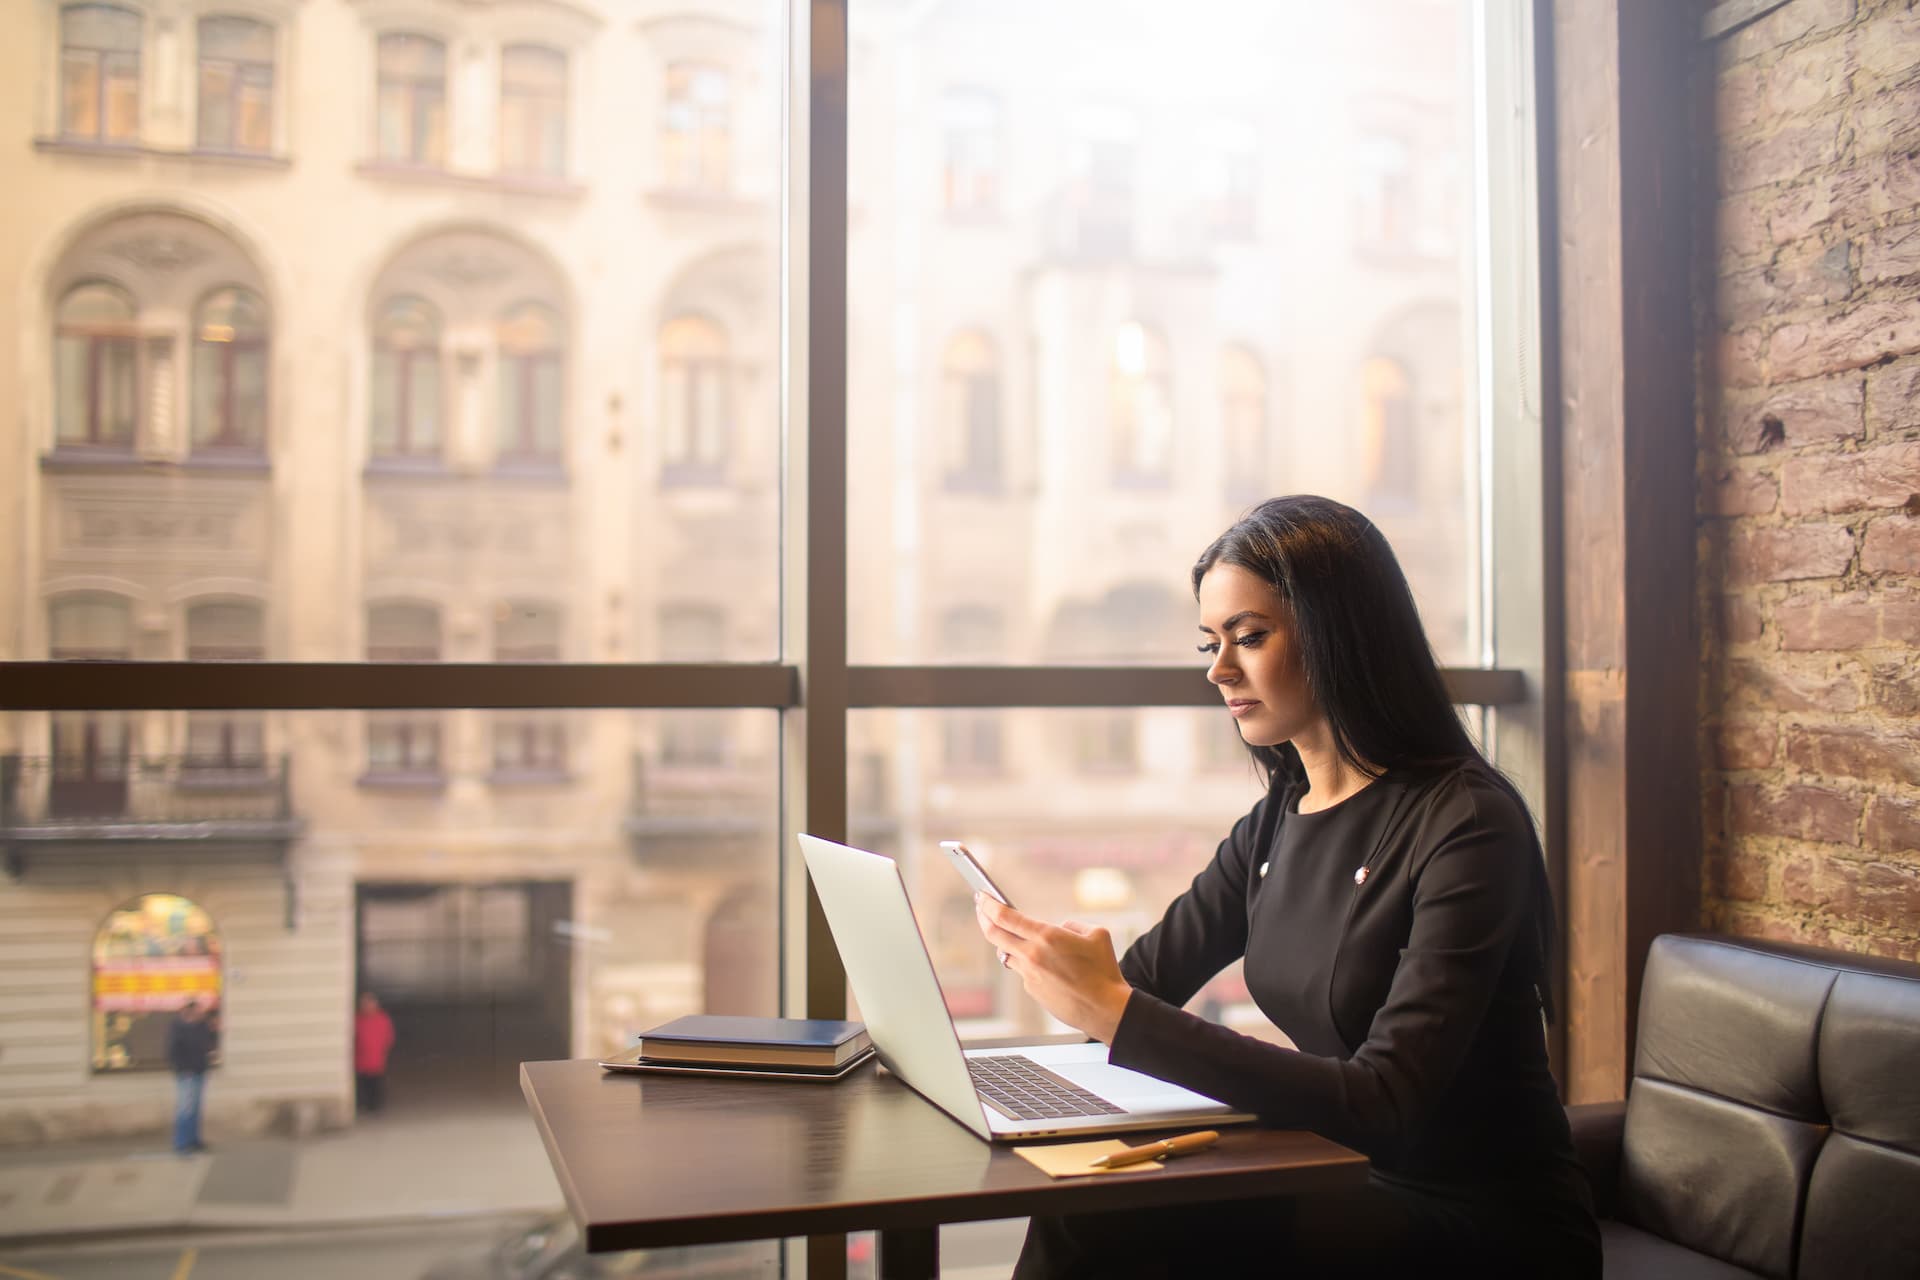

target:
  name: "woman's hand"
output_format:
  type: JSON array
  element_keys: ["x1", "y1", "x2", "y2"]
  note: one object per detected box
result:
[{"x1": 975, "y1": 894, "x2": 1134, "y2": 1044}]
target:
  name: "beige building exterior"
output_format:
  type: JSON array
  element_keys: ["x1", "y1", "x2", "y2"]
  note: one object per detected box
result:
[{"x1": 1, "y1": 0, "x2": 1473, "y2": 1142}]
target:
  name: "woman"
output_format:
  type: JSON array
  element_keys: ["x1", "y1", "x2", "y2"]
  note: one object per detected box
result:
[{"x1": 977, "y1": 496, "x2": 1600, "y2": 1278}]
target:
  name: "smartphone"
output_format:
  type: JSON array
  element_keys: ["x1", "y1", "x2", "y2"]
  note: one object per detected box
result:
[{"x1": 939, "y1": 840, "x2": 1014, "y2": 907}]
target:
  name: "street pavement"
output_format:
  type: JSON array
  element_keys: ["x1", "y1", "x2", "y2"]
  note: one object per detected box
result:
[{"x1": 0, "y1": 1101, "x2": 561, "y2": 1243}]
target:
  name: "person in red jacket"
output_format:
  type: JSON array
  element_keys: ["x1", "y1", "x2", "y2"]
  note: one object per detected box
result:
[{"x1": 353, "y1": 992, "x2": 396, "y2": 1115}]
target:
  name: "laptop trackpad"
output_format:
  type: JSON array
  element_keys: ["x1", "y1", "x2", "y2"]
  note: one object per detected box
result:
[{"x1": 1029, "y1": 1051, "x2": 1230, "y2": 1109}]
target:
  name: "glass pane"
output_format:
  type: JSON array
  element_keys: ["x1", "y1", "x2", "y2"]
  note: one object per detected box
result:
[
  {"x1": 848, "y1": 1, "x2": 1481, "y2": 665},
  {"x1": 0, "y1": 708, "x2": 778, "y2": 1272},
  {"x1": 850, "y1": 708, "x2": 1269, "y2": 1039},
  {"x1": 61, "y1": 51, "x2": 100, "y2": 137},
  {"x1": 236, "y1": 74, "x2": 273, "y2": 152},
  {"x1": 103, "y1": 54, "x2": 139, "y2": 141},
  {"x1": 197, "y1": 60, "x2": 234, "y2": 148},
  {"x1": 54, "y1": 333, "x2": 90, "y2": 442},
  {"x1": 98, "y1": 337, "x2": 137, "y2": 442},
  {"x1": 63, "y1": 4, "x2": 142, "y2": 53},
  {"x1": 200, "y1": 15, "x2": 272, "y2": 63}
]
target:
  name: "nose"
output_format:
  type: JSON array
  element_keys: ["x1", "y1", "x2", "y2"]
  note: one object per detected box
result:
[{"x1": 1206, "y1": 646, "x2": 1237, "y2": 687}]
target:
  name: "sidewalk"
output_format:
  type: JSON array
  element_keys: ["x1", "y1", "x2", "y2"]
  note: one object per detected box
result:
[{"x1": 0, "y1": 1102, "x2": 561, "y2": 1242}]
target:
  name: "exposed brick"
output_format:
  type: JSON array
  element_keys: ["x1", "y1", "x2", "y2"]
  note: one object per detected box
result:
[
  {"x1": 1706, "y1": 849, "x2": 1772, "y2": 903},
  {"x1": 1852, "y1": 81, "x2": 1920, "y2": 159},
  {"x1": 1726, "y1": 523, "x2": 1855, "y2": 584},
  {"x1": 1716, "y1": 719, "x2": 1780, "y2": 769},
  {"x1": 1719, "y1": 241, "x2": 1854, "y2": 319},
  {"x1": 1719, "y1": 592, "x2": 1767, "y2": 644},
  {"x1": 1717, "y1": 59, "x2": 1766, "y2": 135},
  {"x1": 1728, "y1": 658, "x2": 1863, "y2": 712},
  {"x1": 1865, "y1": 359, "x2": 1920, "y2": 433},
  {"x1": 1861, "y1": 220, "x2": 1920, "y2": 285},
  {"x1": 1780, "y1": 441, "x2": 1920, "y2": 514},
  {"x1": 1865, "y1": 935, "x2": 1920, "y2": 962},
  {"x1": 1777, "y1": 587, "x2": 1920, "y2": 650},
  {"x1": 1731, "y1": 783, "x2": 1863, "y2": 844},
  {"x1": 1722, "y1": 906, "x2": 1837, "y2": 951},
  {"x1": 1871, "y1": 661, "x2": 1920, "y2": 718},
  {"x1": 1702, "y1": 465, "x2": 1780, "y2": 516},
  {"x1": 1786, "y1": 724, "x2": 1920, "y2": 786},
  {"x1": 1721, "y1": 115, "x2": 1842, "y2": 195},
  {"x1": 1720, "y1": 328, "x2": 1767, "y2": 388},
  {"x1": 1726, "y1": 0, "x2": 1858, "y2": 64},
  {"x1": 1718, "y1": 192, "x2": 1772, "y2": 261},
  {"x1": 1865, "y1": 795, "x2": 1920, "y2": 854},
  {"x1": 1768, "y1": 176, "x2": 1837, "y2": 245},
  {"x1": 1862, "y1": 517, "x2": 1920, "y2": 573},
  {"x1": 1842, "y1": 860, "x2": 1920, "y2": 932},
  {"x1": 1767, "y1": 33, "x2": 1855, "y2": 116},
  {"x1": 1724, "y1": 376, "x2": 1863, "y2": 454},
  {"x1": 1851, "y1": 7, "x2": 1920, "y2": 83},
  {"x1": 1766, "y1": 301, "x2": 1920, "y2": 381}
]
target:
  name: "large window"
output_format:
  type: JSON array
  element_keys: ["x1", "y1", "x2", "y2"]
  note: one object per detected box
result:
[
  {"x1": 196, "y1": 15, "x2": 274, "y2": 154},
  {"x1": 375, "y1": 32, "x2": 447, "y2": 166},
  {"x1": 8, "y1": 6, "x2": 1541, "y2": 1273},
  {"x1": 191, "y1": 287, "x2": 269, "y2": 452},
  {"x1": 54, "y1": 281, "x2": 138, "y2": 448},
  {"x1": 370, "y1": 296, "x2": 442, "y2": 460},
  {"x1": 500, "y1": 44, "x2": 567, "y2": 178},
  {"x1": 662, "y1": 63, "x2": 730, "y2": 192},
  {"x1": 60, "y1": 3, "x2": 141, "y2": 144}
]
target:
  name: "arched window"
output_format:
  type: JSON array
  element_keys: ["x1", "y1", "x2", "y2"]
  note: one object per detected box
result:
[
  {"x1": 55, "y1": 282, "x2": 138, "y2": 448},
  {"x1": 1111, "y1": 321, "x2": 1171, "y2": 484},
  {"x1": 50, "y1": 592, "x2": 132, "y2": 660},
  {"x1": 191, "y1": 287, "x2": 269, "y2": 452},
  {"x1": 185, "y1": 600, "x2": 265, "y2": 770},
  {"x1": 91, "y1": 894, "x2": 223, "y2": 1072},
  {"x1": 1361, "y1": 356, "x2": 1417, "y2": 506},
  {"x1": 660, "y1": 314, "x2": 729, "y2": 482},
  {"x1": 663, "y1": 63, "x2": 731, "y2": 192},
  {"x1": 1220, "y1": 345, "x2": 1267, "y2": 499},
  {"x1": 940, "y1": 89, "x2": 998, "y2": 214},
  {"x1": 497, "y1": 302, "x2": 563, "y2": 462},
  {"x1": 376, "y1": 32, "x2": 447, "y2": 166},
  {"x1": 500, "y1": 44, "x2": 567, "y2": 177},
  {"x1": 60, "y1": 4, "x2": 141, "y2": 143},
  {"x1": 196, "y1": 15, "x2": 274, "y2": 153},
  {"x1": 941, "y1": 332, "x2": 1000, "y2": 491},
  {"x1": 370, "y1": 297, "x2": 442, "y2": 460}
]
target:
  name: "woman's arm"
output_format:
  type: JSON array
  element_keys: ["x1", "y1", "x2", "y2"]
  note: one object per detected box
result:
[{"x1": 1110, "y1": 776, "x2": 1535, "y2": 1159}]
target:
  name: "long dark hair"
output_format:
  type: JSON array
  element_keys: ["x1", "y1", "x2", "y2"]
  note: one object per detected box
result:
[{"x1": 1192, "y1": 495, "x2": 1558, "y2": 1021}]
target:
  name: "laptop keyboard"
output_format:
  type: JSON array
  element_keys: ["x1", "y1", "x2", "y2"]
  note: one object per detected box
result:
[{"x1": 968, "y1": 1054, "x2": 1128, "y2": 1121}]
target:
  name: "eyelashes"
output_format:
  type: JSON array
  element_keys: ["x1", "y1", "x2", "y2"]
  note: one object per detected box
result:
[{"x1": 1196, "y1": 632, "x2": 1268, "y2": 656}]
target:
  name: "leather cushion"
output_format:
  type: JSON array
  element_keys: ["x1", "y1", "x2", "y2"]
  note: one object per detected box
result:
[
  {"x1": 1797, "y1": 1134, "x2": 1920, "y2": 1280},
  {"x1": 1634, "y1": 935, "x2": 1833, "y2": 1119},
  {"x1": 1818, "y1": 970, "x2": 1920, "y2": 1152},
  {"x1": 1620, "y1": 1078, "x2": 1824, "y2": 1279},
  {"x1": 1601, "y1": 1221, "x2": 1765, "y2": 1280}
]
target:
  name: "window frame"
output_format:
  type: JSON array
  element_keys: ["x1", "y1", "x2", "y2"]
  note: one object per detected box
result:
[
  {"x1": 6, "y1": 0, "x2": 1550, "y2": 1078},
  {"x1": 195, "y1": 14, "x2": 275, "y2": 155},
  {"x1": 59, "y1": 2, "x2": 142, "y2": 145},
  {"x1": 374, "y1": 31, "x2": 449, "y2": 168}
]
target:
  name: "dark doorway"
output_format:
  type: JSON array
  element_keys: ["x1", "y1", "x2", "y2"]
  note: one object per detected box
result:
[{"x1": 354, "y1": 880, "x2": 572, "y2": 1112}]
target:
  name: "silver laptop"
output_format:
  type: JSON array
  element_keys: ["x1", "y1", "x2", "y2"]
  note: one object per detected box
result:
[{"x1": 798, "y1": 834, "x2": 1256, "y2": 1142}]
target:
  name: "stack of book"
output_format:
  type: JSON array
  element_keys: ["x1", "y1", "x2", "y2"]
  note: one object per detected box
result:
[{"x1": 613, "y1": 1015, "x2": 874, "y2": 1080}]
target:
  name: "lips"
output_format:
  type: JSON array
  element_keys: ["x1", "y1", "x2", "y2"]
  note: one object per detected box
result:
[{"x1": 1226, "y1": 699, "x2": 1260, "y2": 718}]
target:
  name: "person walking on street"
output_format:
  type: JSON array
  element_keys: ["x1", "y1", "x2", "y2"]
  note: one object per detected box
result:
[
  {"x1": 166, "y1": 999, "x2": 218, "y2": 1154},
  {"x1": 354, "y1": 991, "x2": 396, "y2": 1114}
]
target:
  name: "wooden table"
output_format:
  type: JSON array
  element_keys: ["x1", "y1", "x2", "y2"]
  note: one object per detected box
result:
[{"x1": 522, "y1": 1057, "x2": 1368, "y2": 1279}]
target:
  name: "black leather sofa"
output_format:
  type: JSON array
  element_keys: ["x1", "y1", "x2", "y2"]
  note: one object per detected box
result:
[{"x1": 1566, "y1": 933, "x2": 1920, "y2": 1278}]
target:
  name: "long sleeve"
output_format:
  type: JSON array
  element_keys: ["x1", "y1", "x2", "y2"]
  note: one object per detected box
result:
[
  {"x1": 1117, "y1": 785, "x2": 1280, "y2": 1007},
  {"x1": 1110, "y1": 773, "x2": 1539, "y2": 1167}
]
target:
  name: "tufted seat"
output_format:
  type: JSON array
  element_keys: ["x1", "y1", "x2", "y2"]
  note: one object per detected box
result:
[{"x1": 1567, "y1": 933, "x2": 1920, "y2": 1278}]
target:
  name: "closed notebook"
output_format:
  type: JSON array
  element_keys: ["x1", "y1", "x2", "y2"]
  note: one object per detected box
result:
[{"x1": 637, "y1": 1015, "x2": 872, "y2": 1068}]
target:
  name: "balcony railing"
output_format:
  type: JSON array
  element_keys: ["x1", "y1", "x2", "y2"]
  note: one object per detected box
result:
[{"x1": 0, "y1": 753, "x2": 303, "y2": 843}]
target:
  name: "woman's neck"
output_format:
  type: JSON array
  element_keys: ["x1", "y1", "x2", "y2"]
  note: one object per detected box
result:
[{"x1": 1292, "y1": 722, "x2": 1377, "y2": 813}]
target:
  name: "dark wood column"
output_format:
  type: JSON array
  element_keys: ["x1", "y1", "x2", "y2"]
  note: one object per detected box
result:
[{"x1": 1546, "y1": 0, "x2": 1703, "y2": 1102}]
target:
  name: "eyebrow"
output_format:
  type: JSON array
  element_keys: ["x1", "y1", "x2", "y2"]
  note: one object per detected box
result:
[{"x1": 1197, "y1": 610, "x2": 1271, "y2": 634}]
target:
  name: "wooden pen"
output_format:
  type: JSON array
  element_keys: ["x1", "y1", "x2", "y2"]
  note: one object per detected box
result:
[{"x1": 1087, "y1": 1129, "x2": 1221, "y2": 1170}]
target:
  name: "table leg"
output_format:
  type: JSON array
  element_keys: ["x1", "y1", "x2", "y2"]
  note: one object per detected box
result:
[{"x1": 877, "y1": 1225, "x2": 939, "y2": 1280}]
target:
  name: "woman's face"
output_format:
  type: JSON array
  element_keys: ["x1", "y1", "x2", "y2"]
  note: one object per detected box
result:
[{"x1": 1196, "y1": 563, "x2": 1317, "y2": 748}]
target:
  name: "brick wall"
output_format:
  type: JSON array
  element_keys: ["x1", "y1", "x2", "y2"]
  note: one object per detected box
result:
[{"x1": 1702, "y1": 0, "x2": 1920, "y2": 961}]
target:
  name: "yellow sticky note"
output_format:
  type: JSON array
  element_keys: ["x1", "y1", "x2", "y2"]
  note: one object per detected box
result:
[{"x1": 1013, "y1": 1139, "x2": 1163, "y2": 1178}]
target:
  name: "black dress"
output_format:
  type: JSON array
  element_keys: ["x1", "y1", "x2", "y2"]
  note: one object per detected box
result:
[{"x1": 1014, "y1": 761, "x2": 1601, "y2": 1279}]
